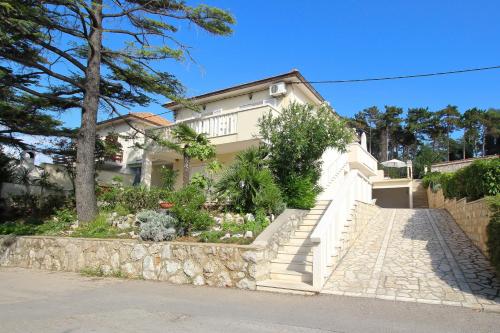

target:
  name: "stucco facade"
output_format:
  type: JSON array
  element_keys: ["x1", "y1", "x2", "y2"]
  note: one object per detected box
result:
[{"x1": 141, "y1": 70, "x2": 326, "y2": 188}]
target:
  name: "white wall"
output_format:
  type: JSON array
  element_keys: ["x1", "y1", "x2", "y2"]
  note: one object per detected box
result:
[
  {"x1": 96, "y1": 120, "x2": 149, "y2": 174},
  {"x1": 174, "y1": 83, "x2": 321, "y2": 122}
]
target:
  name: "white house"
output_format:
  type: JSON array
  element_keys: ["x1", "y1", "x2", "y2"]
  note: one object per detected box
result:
[
  {"x1": 139, "y1": 70, "x2": 379, "y2": 292},
  {"x1": 95, "y1": 112, "x2": 171, "y2": 185}
]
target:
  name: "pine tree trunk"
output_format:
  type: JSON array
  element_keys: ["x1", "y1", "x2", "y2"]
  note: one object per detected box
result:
[
  {"x1": 75, "y1": 0, "x2": 102, "y2": 223},
  {"x1": 183, "y1": 152, "x2": 191, "y2": 186},
  {"x1": 462, "y1": 136, "x2": 466, "y2": 160},
  {"x1": 447, "y1": 131, "x2": 450, "y2": 161},
  {"x1": 379, "y1": 128, "x2": 388, "y2": 161}
]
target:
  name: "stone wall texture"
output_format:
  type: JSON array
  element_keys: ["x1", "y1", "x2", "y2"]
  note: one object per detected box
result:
[
  {"x1": 430, "y1": 155, "x2": 498, "y2": 173},
  {"x1": 0, "y1": 209, "x2": 306, "y2": 290},
  {"x1": 427, "y1": 188, "x2": 491, "y2": 256}
]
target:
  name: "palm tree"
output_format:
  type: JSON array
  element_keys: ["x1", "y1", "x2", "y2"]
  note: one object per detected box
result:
[{"x1": 160, "y1": 123, "x2": 216, "y2": 186}]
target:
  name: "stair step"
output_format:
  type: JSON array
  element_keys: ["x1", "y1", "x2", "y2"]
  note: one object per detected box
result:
[
  {"x1": 297, "y1": 224, "x2": 315, "y2": 232},
  {"x1": 275, "y1": 252, "x2": 312, "y2": 262},
  {"x1": 294, "y1": 230, "x2": 312, "y2": 238},
  {"x1": 279, "y1": 244, "x2": 314, "y2": 254},
  {"x1": 256, "y1": 279, "x2": 317, "y2": 295},
  {"x1": 287, "y1": 238, "x2": 313, "y2": 246},
  {"x1": 271, "y1": 262, "x2": 312, "y2": 273},
  {"x1": 270, "y1": 270, "x2": 313, "y2": 283}
]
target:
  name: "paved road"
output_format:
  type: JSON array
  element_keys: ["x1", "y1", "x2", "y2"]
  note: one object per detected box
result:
[
  {"x1": 323, "y1": 209, "x2": 500, "y2": 311},
  {"x1": 1, "y1": 267, "x2": 499, "y2": 333}
]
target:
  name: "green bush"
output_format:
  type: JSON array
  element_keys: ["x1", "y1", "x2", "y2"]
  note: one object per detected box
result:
[
  {"x1": 97, "y1": 185, "x2": 169, "y2": 213},
  {"x1": 71, "y1": 213, "x2": 119, "y2": 238},
  {"x1": 38, "y1": 208, "x2": 76, "y2": 235},
  {"x1": 487, "y1": 195, "x2": 500, "y2": 274},
  {"x1": 215, "y1": 147, "x2": 285, "y2": 214},
  {"x1": 169, "y1": 185, "x2": 213, "y2": 234},
  {"x1": 282, "y1": 173, "x2": 320, "y2": 209},
  {"x1": 421, "y1": 158, "x2": 500, "y2": 201},
  {"x1": 422, "y1": 171, "x2": 443, "y2": 191},
  {"x1": 258, "y1": 102, "x2": 353, "y2": 209},
  {"x1": 0, "y1": 220, "x2": 39, "y2": 235}
]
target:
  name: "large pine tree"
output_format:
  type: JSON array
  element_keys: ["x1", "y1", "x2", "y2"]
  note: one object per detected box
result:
[{"x1": 0, "y1": 1, "x2": 234, "y2": 222}]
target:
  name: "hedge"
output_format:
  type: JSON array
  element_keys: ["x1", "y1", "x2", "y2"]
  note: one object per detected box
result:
[
  {"x1": 422, "y1": 158, "x2": 500, "y2": 274},
  {"x1": 422, "y1": 158, "x2": 500, "y2": 201},
  {"x1": 487, "y1": 195, "x2": 500, "y2": 274}
]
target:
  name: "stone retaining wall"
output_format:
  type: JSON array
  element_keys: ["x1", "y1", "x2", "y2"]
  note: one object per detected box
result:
[
  {"x1": 427, "y1": 188, "x2": 491, "y2": 256},
  {"x1": 0, "y1": 209, "x2": 307, "y2": 290}
]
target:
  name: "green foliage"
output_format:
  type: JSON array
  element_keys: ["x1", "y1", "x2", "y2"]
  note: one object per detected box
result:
[
  {"x1": 136, "y1": 210, "x2": 177, "y2": 241},
  {"x1": 422, "y1": 172, "x2": 443, "y2": 191},
  {"x1": 80, "y1": 267, "x2": 127, "y2": 279},
  {"x1": 159, "y1": 167, "x2": 178, "y2": 191},
  {"x1": 158, "y1": 123, "x2": 216, "y2": 186},
  {"x1": 259, "y1": 102, "x2": 353, "y2": 208},
  {"x1": 71, "y1": 214, "x2": 118, "y2": 239},
  {"x1": 169, "y1": 185, "x2": 213, "y2": 234},
  {"x1": 97, "y1": 185, "x2": 168, "y2": 213},
  {"x1": 0, "y1": 220, "x2": 39, "y2": 235},
  {"x1": 422, "y1": 159, "x2": 500, "y2": 200},
  {"x1": 487, "y1": 195, "x2": 500, "y2": 274},
  {"x1": 282, "y1": 174, "x2": 320, "y2": 209},
  {"x1": 37, "y1": 208, "x2": 75, "y2": 235},
  {"x1": 215, "y1": 147, "x2": 285, "y2": 214}
]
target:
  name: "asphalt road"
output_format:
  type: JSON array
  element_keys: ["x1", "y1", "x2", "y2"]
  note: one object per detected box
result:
[{"x1": 0, "y1": 267, "x2": 499, "y2": 333}]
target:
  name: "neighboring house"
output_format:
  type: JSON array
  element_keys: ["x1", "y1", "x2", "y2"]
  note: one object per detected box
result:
[
  {"x1": 141, "y1": 69, "x2": 338, "y2": 188},
  {"x1": 95, "y1": 112, "x2": 171, "y2": 185}
]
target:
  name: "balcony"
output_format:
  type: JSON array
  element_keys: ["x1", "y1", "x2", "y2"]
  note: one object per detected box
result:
[
  {"x1": 148, "y1": 104, "x2": 279, "y2": 151},
  {"x1": 347, "y1": 143, "x2": 378, "y2": 177}
]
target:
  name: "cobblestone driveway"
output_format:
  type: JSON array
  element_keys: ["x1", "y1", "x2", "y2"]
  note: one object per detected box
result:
[{"x1": 322, "y1": 209, "x2": 500, "y2": 311}]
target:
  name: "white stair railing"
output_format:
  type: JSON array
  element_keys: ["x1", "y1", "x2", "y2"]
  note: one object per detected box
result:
[{"x1": 310, "y1": 155, "x2": 373, "y2": 290}]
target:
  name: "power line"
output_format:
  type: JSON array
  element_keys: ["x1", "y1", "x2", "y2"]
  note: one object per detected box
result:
[
  {"x1": 109, "y1": 64, "x2": 500, "y2": 122},
  {"x1": 290, "y1": 65, "x2": 500, "y2": 84}
]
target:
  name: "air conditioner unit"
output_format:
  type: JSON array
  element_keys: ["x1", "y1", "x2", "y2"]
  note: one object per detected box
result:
[{"x1": 269, "y1": 82, "x2": 286, "y2": 97}]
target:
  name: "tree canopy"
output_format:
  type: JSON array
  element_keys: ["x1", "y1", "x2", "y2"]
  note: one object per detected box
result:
[{"x1": 0, "y1": 0, "x2": 235, "y2": 222}]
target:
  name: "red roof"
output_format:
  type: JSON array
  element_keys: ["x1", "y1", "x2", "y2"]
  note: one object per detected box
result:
[{"x1": 97, "y1": 112, "x2": 171, "y2": 127}]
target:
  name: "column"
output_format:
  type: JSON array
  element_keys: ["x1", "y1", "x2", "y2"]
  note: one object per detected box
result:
[{"x1": 141, "y1": 154, "x2": 152, "y2": 188}]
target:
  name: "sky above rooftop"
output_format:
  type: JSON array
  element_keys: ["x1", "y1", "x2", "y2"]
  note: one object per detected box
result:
[{"x1": 55, "y1": 0, "x2": 500, "y2": 128}]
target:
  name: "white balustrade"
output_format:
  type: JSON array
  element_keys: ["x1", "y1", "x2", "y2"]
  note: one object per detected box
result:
[
  {"x1": 311, "y1": 152, "x2": 374, "y2": 290},
  {"x1": 153, "y1": 112, "x2": 238, "y2": 141}
]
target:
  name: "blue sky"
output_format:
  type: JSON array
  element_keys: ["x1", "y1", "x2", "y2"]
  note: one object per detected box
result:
[{"x1": 59, "y1": 0, "x2": 500, "y2": 126}]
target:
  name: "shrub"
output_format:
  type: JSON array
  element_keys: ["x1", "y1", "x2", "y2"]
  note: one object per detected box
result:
[
  {"x1": 38, "y1": 208, "x2": 76, "y2": 235},
  {"x1": 216, "y1": 147, "x2": 285, "y2": 214},
  {"x1": 137, "y1": 210, "x2": 176, "y2": 241},
  {"x1": 487, "y1": 195, "x2": 500, "y2": 274},
  {"x1": 282, "y1": 173, "x2": 320, "y2": 209},
  {"x1": 169, "y1": 185, "x2": 213, "y2": 234},
  {"x1": 422, "y1": 172, "x2": 443, "y2": 191},
  {"x1": 259, "y1": 102, "x2": 353, "y2": 208},
  {"x1": 422, "y1": 158, "x2": 499, "y2": 200},
  {"x1": 0, "y1": 221, "x2": 39, "y2": 235},
  {"x1": 71, "y1": 213, "x2": 118, "y2": 238},
  {"x1": 97, "y1": 185, "x2": 169, "y2": 213}
]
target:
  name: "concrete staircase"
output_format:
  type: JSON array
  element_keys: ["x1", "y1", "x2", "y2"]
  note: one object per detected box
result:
[
  {"x1": 257, "y1": 199, "x2": 362, "y2": 294},
  {"x1": 412, "y1": 180, "x2": 428, "y2": 208}
]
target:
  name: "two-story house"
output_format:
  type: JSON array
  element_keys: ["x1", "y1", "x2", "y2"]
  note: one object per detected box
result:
[
  {"x1": 96, "y1": 112, "x2": 170, "y2": 185},
  {"x1": 139, "y1": 70, "x2": 380, "y2": 291},
  {"x1": 140, "y1": 69, "x2": 328, "y2": 188}
]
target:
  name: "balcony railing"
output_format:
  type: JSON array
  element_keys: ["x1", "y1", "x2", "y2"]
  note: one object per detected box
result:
[{"x1": 149, "y1": 104, "x2": 279, "y2": 145}]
